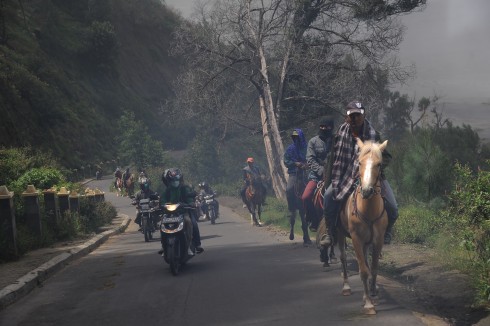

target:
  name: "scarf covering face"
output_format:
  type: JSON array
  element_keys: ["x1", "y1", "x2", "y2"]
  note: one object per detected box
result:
[{"x1": 331, "y1": 119, "x2": 377, "y2": 201}]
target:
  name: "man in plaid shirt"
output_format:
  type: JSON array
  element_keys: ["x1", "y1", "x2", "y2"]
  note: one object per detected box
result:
[{"x1": 321, "y1": 101, "x2": 398, "y2": 245}]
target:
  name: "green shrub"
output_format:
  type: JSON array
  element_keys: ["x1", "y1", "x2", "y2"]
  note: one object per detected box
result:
[
  {"x1": 442, "y1": 163, "x2": 490, "y2": 304},
  {"x1": 11, "y1": 167, "x2": 65, "y2": 193},
  {"x1": 394, "y1": 204, "x2": 444, "y2": 245},
  {"x1": 56, "y1": 211, "x2": 81, "y2": 240},
  {"x1": 78, "y1": 199, "x2": 117, "y2": 233}
]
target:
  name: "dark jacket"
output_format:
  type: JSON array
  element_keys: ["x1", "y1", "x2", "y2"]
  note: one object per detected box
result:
[
  {"x1": 283, "y1": 128, "x2": 307, "y2": 175},
  {"x1": 306, "y1": 135, "x2": 332, "y2": 181}
]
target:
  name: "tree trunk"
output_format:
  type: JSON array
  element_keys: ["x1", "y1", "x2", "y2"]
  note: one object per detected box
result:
[
  {"x1": 257, "y1": 44, "x2": 287, "y2": 199},
  {"x1": 259, "y1": 95, "x2": 286, "y2": 200}
]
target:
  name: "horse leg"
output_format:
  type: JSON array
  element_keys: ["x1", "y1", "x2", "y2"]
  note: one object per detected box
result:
[
  {"x1": 351, "y1": 236, "x2": 376, "y2": 315},
  {"x1": 369, "y1": 241, "x2": 384, "y2": 303},
  {"x1": 289, "y1": 211, "x2": 296, "y2": 240},
  {"x1": 338, "y1": 234, "x2": 351, "y2": 296},
  {"x1": 256, "y1": 204, "x2": 262, "y2": 226},
  {"x1": 299, "y1": 210, "x2": 311, "y2": 244}
]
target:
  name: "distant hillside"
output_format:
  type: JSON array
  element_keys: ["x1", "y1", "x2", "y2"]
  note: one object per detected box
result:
[
  {"x1": 441, "y1": 101, "x2": 490, "y2": 142},
  {"x1": 0, "y1": 0, "x2": 183, "y2": 168}
]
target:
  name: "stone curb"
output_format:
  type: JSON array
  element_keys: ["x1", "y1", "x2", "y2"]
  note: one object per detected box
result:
[{"x1": 0, "y1": 214, "x2": 131, "y2": 311}]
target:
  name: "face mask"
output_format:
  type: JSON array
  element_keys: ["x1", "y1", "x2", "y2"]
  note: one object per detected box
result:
[
  {"x1": 171, "y1": 180, "x2": 180, "y2": 188},
  {"x1": 319, "y1": 128, "x2": 332, "y2": 140}
]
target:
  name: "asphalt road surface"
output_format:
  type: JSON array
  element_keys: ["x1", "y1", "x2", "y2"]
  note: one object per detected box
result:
[{"x1": 0, "y1": 177, "x2": 424, "y2": 326}]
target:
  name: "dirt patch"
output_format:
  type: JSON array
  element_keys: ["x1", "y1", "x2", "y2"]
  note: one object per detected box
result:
[{"x1": 219, "y1": 195, "x2": 490, "y2": 326}]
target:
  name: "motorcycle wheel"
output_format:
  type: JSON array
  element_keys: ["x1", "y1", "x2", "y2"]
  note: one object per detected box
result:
[
  {"x1": 168, "y1": 242, "x2": 181, "y2": 276},
  {"x1": 142, "y1": 218, "x2": 150, "y2": 242},
  {"x1": 210, "y1": 208, "x2": 216, "y2": 225}
]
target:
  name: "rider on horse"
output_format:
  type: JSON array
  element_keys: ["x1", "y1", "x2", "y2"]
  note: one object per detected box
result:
[
  {"x1": 240, "y1": 157, "x2": 267, "y2": 206},
  {"x1": 122, "y1": 168, "x2": 131, "y2": 184},
  {"x1": 301, "y1": 118, "x2": 334, "y2": 232},
  {"x1": 283, "y1": 128, "x2": 311, "y2": 244},
  {"x1": 114, "y1": 167, "x2": 122, "y2": 188},
  {"x1": 322, "y1": 101, "x2": 398, "y2": 245}
]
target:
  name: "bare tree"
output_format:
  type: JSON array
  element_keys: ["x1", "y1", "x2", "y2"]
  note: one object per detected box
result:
[
  {"x1": 171, "y1": 0, "x2": 426, "y2": 199},
  {"x1": 408, "y1": 95, "x2": 429, "y2": 134}
]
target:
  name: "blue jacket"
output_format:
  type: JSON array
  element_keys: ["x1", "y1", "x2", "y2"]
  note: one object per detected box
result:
[{"x1": 283, "y1": 128, "x2": 307, "y2": 175}]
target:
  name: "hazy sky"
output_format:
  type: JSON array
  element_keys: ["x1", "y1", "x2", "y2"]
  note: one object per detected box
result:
[{"x1": 165, "y1": 0, "x2": 490, "y2": 103}]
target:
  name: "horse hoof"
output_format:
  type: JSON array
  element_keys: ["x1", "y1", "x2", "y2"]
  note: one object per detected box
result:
[
  {"x1": 362, "y1": 307, "x2": 376, "y2": 315},
  {"x1": 342, "y1": 289, "x2": 351, "y2": 296}
]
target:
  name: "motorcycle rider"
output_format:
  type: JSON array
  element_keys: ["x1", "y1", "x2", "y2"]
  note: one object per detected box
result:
[
  {"x1": 133, "y1": 177, "x2": 158, "y2": 230},
  {"x1": 197, "y1": 182, "x2": 220, "y2": 219},
  {"x1": 159, "y1": 168, "x2": 204, "y2": 255}
]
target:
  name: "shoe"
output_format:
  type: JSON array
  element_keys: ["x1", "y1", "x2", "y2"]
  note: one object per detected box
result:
[
  {"x1": 320, "y1": 233, "x2": 332, "y2": 246},
  {"x1": 195, "y1": 246, "x2": 204, "y2": 254},
  {"x1": 384, "y1": 232, "x2": 392, "y2": 245},
  {"x1": 187, "y1": 248, "x2": 195, "y2": 256},
  {"x1": 157, "y1": 249, "x2": 164, "y2": 255},
  {"x1": 242, "y1": 204, "x2": 247, "y2": 208}
]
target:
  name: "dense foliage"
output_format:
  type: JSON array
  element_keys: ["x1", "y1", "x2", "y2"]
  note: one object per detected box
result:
[
  {"x1": 441, "y1": 163, "x2": 490, "y2": 303},
  {"x1": 0, "y1": 0, "x2": 182, "y2": 169}
]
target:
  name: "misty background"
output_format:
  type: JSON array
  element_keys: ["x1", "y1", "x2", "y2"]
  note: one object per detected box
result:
[{"x1": 165, "y1": 0, "x2": 490, "y2": 140}]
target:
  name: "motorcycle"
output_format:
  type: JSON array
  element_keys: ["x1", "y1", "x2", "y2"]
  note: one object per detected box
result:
[
  {"x1": 197, "y1": 192, "x2": 218, "y2": 224},
  {"x1": 132, "y1": 194, "x2": 160, "y2": 242},
  {"x1": 159, "y1": 202, "x2": 195, "y2": 275}
]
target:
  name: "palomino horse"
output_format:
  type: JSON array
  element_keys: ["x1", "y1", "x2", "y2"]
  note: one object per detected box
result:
[
  {"x1": 289, "y1": 168, "x2": 310, "y2": 242},
  {"x1": 115, "y1": 177, "x2": 123, "y2": 197},
  {"x1": 244, "y1": 173, "x2": 265, "y2": 226},
  {"x1": 337, "y1": 139, "x2": 389, "y2": 315},
  {"x1": 124, "y1": 174, "x2": 135, "y2": 197}
]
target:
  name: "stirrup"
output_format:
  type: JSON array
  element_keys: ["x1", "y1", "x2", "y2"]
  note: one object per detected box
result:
[{"x1": 319, "y1": 233, "x2": 332, "y2": 246}]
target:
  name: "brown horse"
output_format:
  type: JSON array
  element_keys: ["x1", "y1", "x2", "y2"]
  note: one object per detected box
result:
[
  {"x1": 337, "y1": 139, "x2": 389, "y2": 315},
  {"x1": 289, "y1": 167, "x2": 310, "y2": 243},
  {"x1": 124, "y1": 174, "x2": 135, "y2": 197},
  {"x1": 244, "y1": 173, "x2": 264, "y2": 226},
  {"x1": 115, "y1": 177, "x2": 123, "y2": 197}
]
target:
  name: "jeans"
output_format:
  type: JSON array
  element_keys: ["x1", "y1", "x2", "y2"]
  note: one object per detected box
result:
[
  {"x1": 301, "y1": 180, "x2": 319, "y2": 227},
  {"x1": 323, "y1": 180, "x2": 398, "y2": 227},
  {"x1": 190, "y1": 210, "x2": 201, "y2": 247}
]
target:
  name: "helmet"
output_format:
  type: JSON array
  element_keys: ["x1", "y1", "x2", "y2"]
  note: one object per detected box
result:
[
  {"x1": 247, "y1": 157, "x2": 254, "y2": 163},
  {"x1": 140, "y1": 177, "x2": 149, "y2": 191},
  {"x1": 165, "y1": 168, "x2": 183, "y2": 188}
]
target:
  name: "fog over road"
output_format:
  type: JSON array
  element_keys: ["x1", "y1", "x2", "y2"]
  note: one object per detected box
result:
[{"x1": 0, "y1": 178, "x2": 424, "y2": 325}]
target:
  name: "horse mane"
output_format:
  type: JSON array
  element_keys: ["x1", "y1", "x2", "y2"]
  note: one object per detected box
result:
[{"x1": 358, "y1": 141, "x2": 382, "y2": 161}]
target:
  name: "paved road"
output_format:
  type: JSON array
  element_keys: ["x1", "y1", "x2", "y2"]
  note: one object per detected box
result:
[{"x1": 0, "y1": 178, "x2": 424, "y2": 326}]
